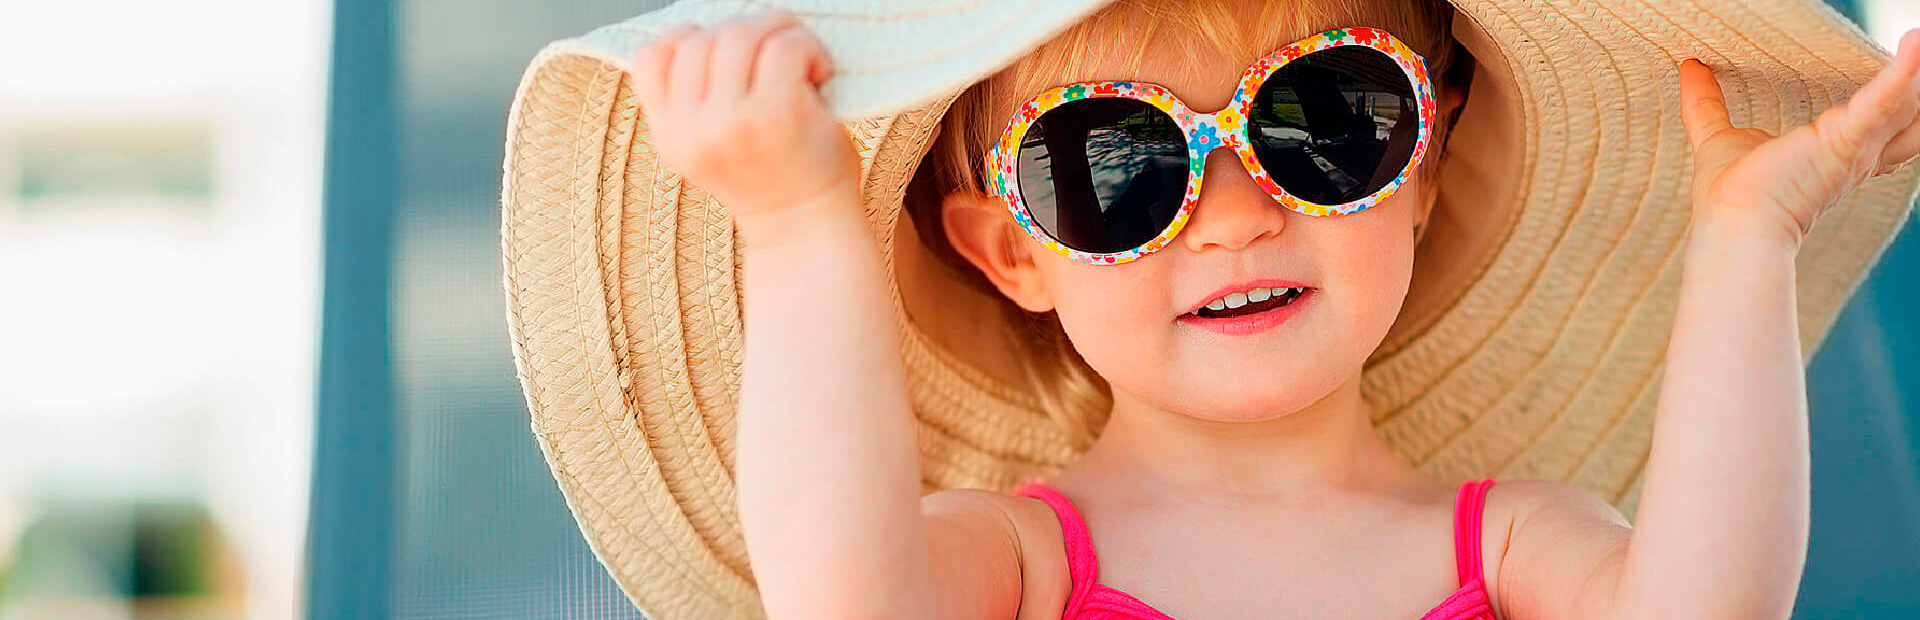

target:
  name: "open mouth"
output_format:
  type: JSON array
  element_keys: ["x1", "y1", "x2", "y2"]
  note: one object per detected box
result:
[{"x1": 1186, "y1": 287, "x2": 1310, "y2": 319}]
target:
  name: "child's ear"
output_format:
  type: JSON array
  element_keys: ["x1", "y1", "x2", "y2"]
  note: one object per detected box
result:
[
  {"x1": 1414, "y1": 82, "x2": 1470, "y2": 243},
  {"x1": 941, "y1": 191, "x2": 1056, "y2": 313},
  {"x1": 1413, "y1": 177, "x2": 1438, "y2": 246}
]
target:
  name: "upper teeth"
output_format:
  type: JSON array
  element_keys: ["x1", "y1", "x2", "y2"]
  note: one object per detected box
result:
[{"x1": 1204, "y1": 287, "x2": 1302, "y2": 311}]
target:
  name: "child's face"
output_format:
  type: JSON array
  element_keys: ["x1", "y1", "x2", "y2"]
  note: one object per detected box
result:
[{"x1": 952, "y1": 10, "x2": 1434, "y2": 423}]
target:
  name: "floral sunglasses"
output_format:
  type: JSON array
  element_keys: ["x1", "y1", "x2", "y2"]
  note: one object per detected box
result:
[{"x1": 987, "y1": 27, "x2": 1437, "y2": 265}]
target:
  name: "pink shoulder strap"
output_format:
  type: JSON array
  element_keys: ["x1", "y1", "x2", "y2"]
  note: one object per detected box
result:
[
  {"x1": 1013, "y1": 482, "x2": 1097, "y2": 618},
  {"x1": 1452, "y1": 478, "x2": 1497, "y2": 587}
]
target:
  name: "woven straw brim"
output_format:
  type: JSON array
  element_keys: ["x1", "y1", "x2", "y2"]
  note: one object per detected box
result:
[{"x1": 500, "y1": 0, "x2": 1920, "y2": 618}]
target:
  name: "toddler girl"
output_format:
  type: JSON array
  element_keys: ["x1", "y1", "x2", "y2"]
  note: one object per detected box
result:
[{"x1": 624, "y1": 0, "x2": 1920, "y2": 618}]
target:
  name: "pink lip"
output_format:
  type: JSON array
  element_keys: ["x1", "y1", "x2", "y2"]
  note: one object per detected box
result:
[
  {"x1": 1177, "y1": 287, "x2": 1314, "y2": 336},
  {"x1": 1180, "y1": 278, "x2": 1314, "y2": 316}
]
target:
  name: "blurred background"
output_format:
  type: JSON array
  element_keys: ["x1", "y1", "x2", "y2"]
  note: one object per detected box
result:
[{"x1": 0, "y1": 0, "x2": 1914, "y2": 619}]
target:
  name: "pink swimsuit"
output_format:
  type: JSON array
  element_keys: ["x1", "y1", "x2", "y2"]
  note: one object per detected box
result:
[{"x1": 1012, "y1": 478, "x2": 1499, "y2": 620}]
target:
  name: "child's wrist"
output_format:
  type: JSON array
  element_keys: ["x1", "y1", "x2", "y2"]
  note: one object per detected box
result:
[
  {"x1": 1682, "y1": 209, "x2": 1803, "y2": 280},
  {"x1": 1689, "y1": 204, "x2": 1806, "y2": 256},
  {"x1": 732, "y1": 189, "x2": 872, "y2": 253}
]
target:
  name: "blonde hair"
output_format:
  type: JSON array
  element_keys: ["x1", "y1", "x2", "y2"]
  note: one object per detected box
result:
[{"x1": 902, "y1": 0, "x2": 1471, "y2": 443}]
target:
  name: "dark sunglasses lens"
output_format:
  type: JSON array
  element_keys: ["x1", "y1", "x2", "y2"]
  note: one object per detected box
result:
[
  {"x1": 1015, "y1": 97, "x2": 1189, "y2": 254},
  {"x1": 1249, "y1": 46, "x2": 1420, "y2": 206}
]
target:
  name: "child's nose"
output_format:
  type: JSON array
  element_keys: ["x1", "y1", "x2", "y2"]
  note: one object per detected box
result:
[{"x1": 1180, "y1": 149, "x2": 1287, "y2": 254}]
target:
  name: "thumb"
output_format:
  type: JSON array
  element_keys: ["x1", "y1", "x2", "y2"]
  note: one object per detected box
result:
[{"x1": 1678, "y1": 58, "x2": 1735, "y2": 151}]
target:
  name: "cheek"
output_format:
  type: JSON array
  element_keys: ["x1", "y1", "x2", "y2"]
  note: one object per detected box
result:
[
  {"x1": 1043, "y1": 260, "x2": 1173, "y2": 364},
  {"x1": 1324, "y1": 214, "x2": 1418, "y2": 336},
  {"x1": 1035, "y1": 257, "x2": 1184, "y2": 396}
]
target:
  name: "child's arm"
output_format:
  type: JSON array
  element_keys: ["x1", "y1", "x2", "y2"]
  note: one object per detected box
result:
[
  {"x1": 629, "y1": 13, "x2": 1043, "y2": 620},
  {"x1": 1491, "y1": 31, "x2": 1920, "y2": 620}
]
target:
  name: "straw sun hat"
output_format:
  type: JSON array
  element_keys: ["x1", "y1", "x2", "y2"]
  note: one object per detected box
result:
[{"x1": 500, "y1": 0, "x2": 1918, "y2": 617}]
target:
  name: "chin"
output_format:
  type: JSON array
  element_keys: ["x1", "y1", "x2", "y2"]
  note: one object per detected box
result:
[{"x1": 1150, "y1": 369, "x2": 1351, "y2": 423}]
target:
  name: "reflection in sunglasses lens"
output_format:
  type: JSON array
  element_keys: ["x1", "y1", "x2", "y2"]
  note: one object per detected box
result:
[
  {"x1": 1016, "y1": 97, "x2": 1189, "y2": 254},
  {"x1": 1249, "y1": 45, "x2": 1419, "y2": 206}
]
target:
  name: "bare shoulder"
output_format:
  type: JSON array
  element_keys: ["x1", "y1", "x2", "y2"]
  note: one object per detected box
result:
[
  {"x1": 921, "y1": 488, "x2": 1071, "y2": 620},
  {"x1": 1478, "y1": 479, "x2": 1634, "y2": 620},
  {"x1": 1485, "y1": 479, "x2": 1632, "y2": 527}
]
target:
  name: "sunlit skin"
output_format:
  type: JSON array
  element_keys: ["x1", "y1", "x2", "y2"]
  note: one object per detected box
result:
[
  {"x1": 931, "y1": 8, "x2": 1482, "y2": 618},
  {"x1": 942, "y1": 11, "x2": 1437, "y2": 487},
  {"x1": 972, "y1": 94, "x2": 1424, "y2": 424},
  {"x1": 629, "y1": 1, "x2": 1920, "y2": 617}
]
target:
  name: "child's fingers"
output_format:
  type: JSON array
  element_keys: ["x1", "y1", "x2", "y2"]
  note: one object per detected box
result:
[
  {"x1": 1678, "y1": 58, "x2": 1734, "y2": 151},
  {"x1": 806, "y1": 36, "x2": 834, "y2": 88},
  {"x1": 631, "y1": 25, "x2": 697, "y2": 112},
  {"x1": 1820, "y1": 29, "x2": 1920, "y2": 168},
  {"x1": 807, "y1": 45, "x2": 834, "y2": 88},
  {"x1": 1878, "y1": 115, "x2": 1920, "y2": 175},
  {"x1": 1874, "y1": 40, "x2": 1920, "y2": 174},
  {"x1": 706, "y1": 12, "x2": 799, "y2": 103},
  {"x1": 754, "y1": 25, "x2": 833, "y2": 94},
  {"x1": 669, "y1": 29, "x2": 717, "y2": 108}
]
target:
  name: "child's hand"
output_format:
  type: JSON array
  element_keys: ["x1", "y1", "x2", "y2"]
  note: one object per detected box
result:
[
  {"x1": 1678, "y1": 28, "x2": 1920, "y2": 248},
  {"x1": 630, "y1": 12, "x2": 862, "y2": 237}
]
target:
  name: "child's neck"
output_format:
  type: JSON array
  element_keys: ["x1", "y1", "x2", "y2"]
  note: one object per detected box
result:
[{"x1": 1064, "y1": 371, "x2": 1423, "y2": 503}]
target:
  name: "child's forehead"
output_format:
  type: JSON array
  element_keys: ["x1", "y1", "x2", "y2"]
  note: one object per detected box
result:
[{"x1": 1011, "y1": 6, "x2": 1356, "y2": 113}]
